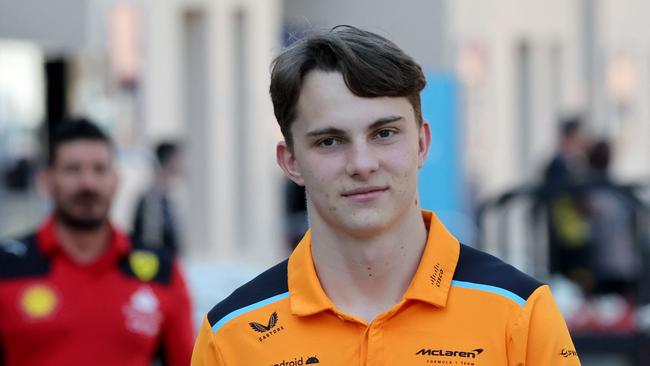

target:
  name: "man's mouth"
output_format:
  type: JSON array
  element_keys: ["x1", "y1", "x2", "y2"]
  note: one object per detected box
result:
[
  {"x1": 341, "y1": 186, "x2": 388, "y2": 201},
  {"x1": 72, "y1": 192, "x2": 102, "y2": 207}
]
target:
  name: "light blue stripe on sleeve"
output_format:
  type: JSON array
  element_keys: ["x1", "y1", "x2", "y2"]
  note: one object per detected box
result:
[
  {"x1": 451, "y1": 280, "x2": 526, "y2": 306},
  {"x1": 212, "y1": 292, "x2": 290, "y2": 333}
]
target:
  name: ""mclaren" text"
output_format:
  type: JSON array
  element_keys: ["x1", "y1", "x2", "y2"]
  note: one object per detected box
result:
[{"x1": 416, "y1": 348, "x2": 484, "y2": 358}]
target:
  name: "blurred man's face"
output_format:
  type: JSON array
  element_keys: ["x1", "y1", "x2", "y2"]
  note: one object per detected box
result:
[
  {"x1": 45, "y1": 140, "x2": 117, "y2": 230},
  {"x1": 163, "y1": 151, "x2": 183, "y2": 178}
]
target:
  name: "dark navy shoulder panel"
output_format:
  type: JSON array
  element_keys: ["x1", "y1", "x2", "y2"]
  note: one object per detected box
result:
[
  {"x1": 0, "y1": 234, "x2": 50, "y2": 279},
  {"x1": 207, "y1": 259, "x2": 289, "y2": 328},
  {"x1": 453, "y1": 244, "x2": 543, "y2": 301},
  {"x1": 118, "y1": 247, "x2": 174, "y2": 285}
]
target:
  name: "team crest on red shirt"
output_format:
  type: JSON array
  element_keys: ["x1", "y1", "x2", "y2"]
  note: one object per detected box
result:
[
  {"x1": 122, "y1": 285, "x2": 163, "y2": 336},
  {"x1": 20, "y1": 284, "x2": 58, "y2": 319}
]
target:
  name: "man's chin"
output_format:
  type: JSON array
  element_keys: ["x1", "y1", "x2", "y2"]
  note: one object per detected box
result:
[
  {"x1": 55, "y1": 210, "x2": 107, "y2": 231},
  {"x1": 335, "y1": 211, "x2": 391, "y2": 238}
]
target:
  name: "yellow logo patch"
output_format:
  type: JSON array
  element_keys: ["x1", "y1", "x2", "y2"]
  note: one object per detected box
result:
[
  {"x1": 21, "y1": 285, "x2": 57, "y2": 318},
  {"x1": 129, "y1": 251, "x2": 160, "y2": 281}
]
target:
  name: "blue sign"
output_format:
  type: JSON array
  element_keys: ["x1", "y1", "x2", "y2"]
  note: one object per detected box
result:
[{"x1": 418, "y1": 73, "x2": 475, "y2": 244}]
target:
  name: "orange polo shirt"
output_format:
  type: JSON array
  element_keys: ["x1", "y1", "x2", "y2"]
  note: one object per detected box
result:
[{"x1": 192, "y1": 210, "x2": 580, "y2": 365}]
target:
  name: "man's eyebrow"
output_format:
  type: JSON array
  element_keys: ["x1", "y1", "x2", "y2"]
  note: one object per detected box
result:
[
  {"x1": 305, "y1": 115, "x2": 404, "y2": 138},
  {"x1": 305, "y1": 127, "x2": 346, "y2": 139},
  {"x1": 368, "y1": 115, "x2": 403, "y2": 129}
]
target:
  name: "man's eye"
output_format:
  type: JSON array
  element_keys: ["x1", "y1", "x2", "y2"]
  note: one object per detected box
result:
[
  {"x1": 63, "y1": 165, "x2": 81, "y2": 174},
  {"x1": 376, "y1": 129, "x2": 396, "y2": 138},
  {"x1": 318, "y1": 137, "x2": 340, "y2": 147},
  {"x1": 94, "y1": 165, "x2": 108, "y2": 175}
]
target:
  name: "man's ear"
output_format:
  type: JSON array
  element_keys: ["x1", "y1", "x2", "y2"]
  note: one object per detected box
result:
[
  {"x1": 108, "y1": 164, "x2": 119, "y2": 193},
  {"x1": 37, "y1": 168, "x2": 54, "y2": 196},
  {"x1": 418, "y1": 121, "x2": 432, "y2": 168},
  {"x1": 276, "y1": 141, "x2": 305, "y2": 186}
]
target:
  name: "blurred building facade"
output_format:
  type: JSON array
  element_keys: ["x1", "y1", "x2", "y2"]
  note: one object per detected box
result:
[
  {"x1": 449, "y1": 0, "x2": 650, "y2": 199},
  {"x1": 0, "y1": 0, "x2": 285, "y2": 266},
  {"x1": 447, "y1": 0, "x2": 650, "y2": 273}
]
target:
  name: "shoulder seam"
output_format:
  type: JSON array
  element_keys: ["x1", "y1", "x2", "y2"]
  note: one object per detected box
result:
[
  {"x1": 211, "y1": 291, "x2": 290, "y2": 334},
  {"x1": 206, "y1": 259, "x2": 289, "y2": 332},
  {"x1": 453, "y1": 244, "x2": 543, "y2": 301},
  {"x1": 451, "y1": 280, "x2": 540, "y2": 306}
]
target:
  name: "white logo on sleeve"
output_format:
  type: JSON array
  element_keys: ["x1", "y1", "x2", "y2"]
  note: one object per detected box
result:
[
  {"x1": 0, "y1": 239, "x2": 27, "y2": 256},
  {"x1": 123, "y1": 286, "x2": 163, "y2": 337}
]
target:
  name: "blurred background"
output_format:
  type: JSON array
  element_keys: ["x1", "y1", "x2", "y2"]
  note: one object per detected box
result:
[{"x1": 1, "y1": 0, "x2": 649, "y2": 364}]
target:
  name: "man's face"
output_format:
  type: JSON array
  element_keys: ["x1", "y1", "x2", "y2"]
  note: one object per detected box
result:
[
  {"x1": 44, "y1": 140, "x2": 117, "y2": 230},
  {"x1": 277, "y1": 71, "x2": 430, "y2": 237}
]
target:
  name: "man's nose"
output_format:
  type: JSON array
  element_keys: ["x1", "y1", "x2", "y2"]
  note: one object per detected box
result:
[
  {"x1": 345, "y1": 141, "x2": 379, "y2": 180},
  {"x1": 79, "y1": 168, "x2": 102, "y2": 188}
]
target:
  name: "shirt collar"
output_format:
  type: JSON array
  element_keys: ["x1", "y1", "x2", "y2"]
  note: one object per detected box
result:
[
  {"x1": 37, "y1": 215, "x2": 131, "y2": 259},
  {"x1": 288, "y1": 230, "x2": 336, "y2": 316},
  {"x1": 288, "y1": 210, "x2": 460, "y2": 317},
  {"x1": 402, "y1": 210, "x2": 460, "y2": 307}
]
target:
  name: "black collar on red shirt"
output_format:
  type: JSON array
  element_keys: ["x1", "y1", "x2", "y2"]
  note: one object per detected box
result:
[{"x1": 36, "y1": 216, "x2": 131, "y2": 270}]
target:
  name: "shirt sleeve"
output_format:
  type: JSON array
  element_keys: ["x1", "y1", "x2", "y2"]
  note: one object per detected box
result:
[
  {"x1": 507, "y1": 284, "x2": 581, "y2": 366},
  {"x1": 160, "y1": 262, "x2": 195, "y2": 366},
  {"x1": 191, "y1": 317, "x2": 226, "y2": 366}
]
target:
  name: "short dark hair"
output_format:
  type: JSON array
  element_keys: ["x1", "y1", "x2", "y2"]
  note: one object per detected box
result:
[
  {"x1": 270, "y1": 25, "x2": 427, "y2": 149},
  {"x1": 588, "y1": 140, "x2": 611, "y2": 171},
  {"x1": 48, "y1": 117, "x2": 113, "y2": 166},
  {"x1": 155, "y1": 141, "x2": 179, "y2": 167},
  {"x1": 560, "y1": 116, "x2": 582, "y2": 137}
]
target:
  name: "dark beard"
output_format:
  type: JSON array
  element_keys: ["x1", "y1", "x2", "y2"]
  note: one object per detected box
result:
[{"x1": 54, "y1": 207, "x2": 106, "y2": 231}]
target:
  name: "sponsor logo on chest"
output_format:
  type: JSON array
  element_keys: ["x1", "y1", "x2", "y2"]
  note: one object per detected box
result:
[
  {"x1": 269, "y1": 355, "x2": 320, "y2": 366},
  {"x1": 249, "y1": 311, "x2": 286, "y2": 342},
  {"x1": 415, "y1": 347, "x2": 485, "y2": 365},
  {"x1": 20, "y1": 284, "x2": 58, "y2": 319},
  {"x1": 122, "y1": 285, "x2": 163, "y2": 337}
]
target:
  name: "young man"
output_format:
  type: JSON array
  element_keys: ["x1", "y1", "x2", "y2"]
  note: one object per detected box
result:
[
  {"x1": 0, "y1": 119, "x2": 194, "y2": 366},
  {"x1": 192, "y1": 26, "x2": 580, "y2": 365}
]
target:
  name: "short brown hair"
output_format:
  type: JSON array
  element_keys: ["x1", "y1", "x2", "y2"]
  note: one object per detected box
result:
[{"x1": 270, "y1": 25, "x2": 427, "y2": 149}]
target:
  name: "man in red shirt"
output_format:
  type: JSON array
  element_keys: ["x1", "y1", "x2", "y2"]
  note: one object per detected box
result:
[{"x1": 0, "y1": 118, "x2": 194, "y2": 366}]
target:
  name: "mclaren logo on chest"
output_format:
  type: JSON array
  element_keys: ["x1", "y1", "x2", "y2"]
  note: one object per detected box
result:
[
  {"x1": 416, "y1": 348, "x2": 483, "y2": 358},
  {"x1": 249, "y1": 311, "x2": 285, "y2": 342},
  {"x1": 416, "y1": 347, "x2": 484, "y2": 364}
]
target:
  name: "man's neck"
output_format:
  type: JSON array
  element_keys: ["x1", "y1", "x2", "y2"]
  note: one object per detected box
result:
[
  {"x1": 54, "y1": 219, "x2": 111, "y2": 265},
  {"x1": 309, "y1": 207, "x2": 428, "y2": 323}
]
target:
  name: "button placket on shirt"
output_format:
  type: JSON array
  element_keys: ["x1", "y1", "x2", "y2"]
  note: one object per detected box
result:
[
  {"x1": 365, "y1": 300, "x2": 407, "y2": 366},
  {"x1": 365, "y1": 320, "x2": 385, "y2": 366}
]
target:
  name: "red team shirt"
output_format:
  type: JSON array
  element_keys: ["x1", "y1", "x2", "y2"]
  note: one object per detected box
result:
[{"x1": 0, "y1": 217, "x2": 194, "y2": 366}]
